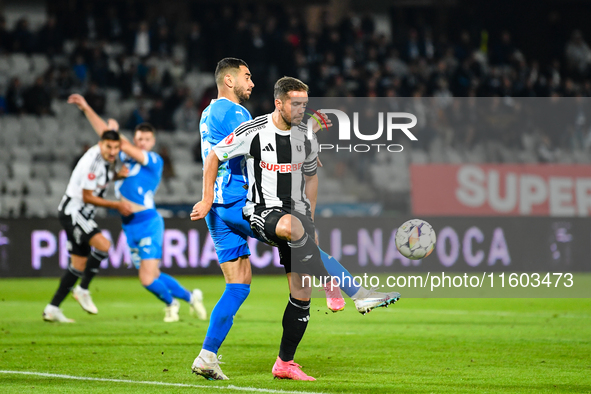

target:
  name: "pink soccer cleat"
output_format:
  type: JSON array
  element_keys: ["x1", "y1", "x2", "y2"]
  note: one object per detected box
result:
[
  {"x1": 272, "y1": 357, "x2": 316, "y2": 381},
  {"x1": 324, "y1": 278, "x2": 345, "y2": 312}
]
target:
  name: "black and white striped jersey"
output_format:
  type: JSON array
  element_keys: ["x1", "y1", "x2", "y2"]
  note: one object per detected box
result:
[
  {"x1": 58, "y1": 145, "x2": 114, "y2": 225},
  {"x1": 212, "y1": 113, "x2": 318, "y2": 217}
]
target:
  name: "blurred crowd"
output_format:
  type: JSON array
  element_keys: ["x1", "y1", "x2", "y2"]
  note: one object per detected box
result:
[{"x1": 2, "y1": 3, "x2": 591, "y2": 155}]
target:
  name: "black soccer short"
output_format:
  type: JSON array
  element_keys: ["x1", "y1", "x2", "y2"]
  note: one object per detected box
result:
[
  {"x1": 58, "y1": 211, "x2": 101, "y2": 257},
  {"x1": 247, "y1": 205, "x2": 316, "y2": 274}
]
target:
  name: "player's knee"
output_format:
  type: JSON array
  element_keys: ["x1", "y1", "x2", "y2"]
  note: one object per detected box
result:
[
  {"x1": 276, "y1": 215, "x2": 304, "y2": 241},
  {"x1": 138, "y1": 269, "x2": 154, "y2": 286},
  {"x1": 91, "y1": 234, "x2": 111, "y2": 252}
]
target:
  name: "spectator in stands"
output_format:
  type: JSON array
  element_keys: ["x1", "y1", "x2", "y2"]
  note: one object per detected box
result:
[
  {"x1": 72, "y1": 55, "x2": 88, "y2": 86},
  {"x1": 6, "y1": 77, "x2": 25, "y2": 115},
  {"x1": 133, "y1": 21, "x2": 151, "y2": 57},
  {"x1": 0, "y1": 15, "x2": 11, "y2": 53},
  {"x1": 24, "y1": 76, "x2": 52, "y2": 115},
  {"x1": 152, "y1": 25, "x2": 173, "y2": 57},
  {"x1": 126, "y1": 103, "x2": 148, "y2": 130},
  {"x1": 11, "y1": 18, "x2": 34, "y2": 53},
  {"x1": 565, "y1": 30, "x2": 591, "y2": 77},
  {"x1": 85, "y1": 83, "x2": 106, "y2": 115},
  {"x1": 186, "y1": 22, "x2": 204, "y2": 71},
  {"x1": 104, "y1": 6, "x2": 124, "y2": 43},
  {"x1": 0, "y1": 94, "x2": 6, "y2": 115},
  {"x1": 491, "y1": 30, "x2": 517, "y2": 66},
  {"x1": 159, "y1": 146, "x2": 175, "y2": 180},
  {"x1": 148, "y1": 99, "x2": 167, "y2": 130},
  {"x1": 88, "y1": 46, "x2": 110, "y2": 86},
  {"x1": 174, "y1": 97, "x2": 199, "y2": 132},
  {"x1": 37, "y1": 15, "x2": 63, "y2": 55}
]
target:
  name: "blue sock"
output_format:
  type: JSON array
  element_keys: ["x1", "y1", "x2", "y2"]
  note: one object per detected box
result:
[
  {"x1": 203, "y1": 283, "x2": 250, "y2": 354},
  {"x1": 145, "y1": 278, "x2": 174, "y2": 305},
  {"x1": 320, "y1": 249, "x2": 361, "y2": 298},
  {"x1": 159, "y1": 273, "x2": 191, "y2": 302}
]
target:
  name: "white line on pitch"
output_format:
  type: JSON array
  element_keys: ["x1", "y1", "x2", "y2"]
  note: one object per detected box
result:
[{"x1": 0, "y1": 370, "x2": 325, "y2": 394}]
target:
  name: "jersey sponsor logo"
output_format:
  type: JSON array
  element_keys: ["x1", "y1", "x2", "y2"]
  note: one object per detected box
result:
[
  {"x1": 224, "y1": 132, "x2": 235, "y2": 144},
  {"x1": 88, "y1": 173, "x2": 96, "y2": 180},
  {"x1": 260, "y1": 160, "x2": 303, "y2": 173}
]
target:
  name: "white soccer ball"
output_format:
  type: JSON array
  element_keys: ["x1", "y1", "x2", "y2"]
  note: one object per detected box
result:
[{"x1": 395, "y1": 219, "x2": 436, "y2": 260}]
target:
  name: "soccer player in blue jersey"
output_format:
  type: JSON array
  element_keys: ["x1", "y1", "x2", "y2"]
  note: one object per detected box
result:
[
  {"x1": 68, "y1": 94, "x2": 207, "y2": 323},
  {"x1": 190, "y1": 58, "x2": 400, "y2": 381}
]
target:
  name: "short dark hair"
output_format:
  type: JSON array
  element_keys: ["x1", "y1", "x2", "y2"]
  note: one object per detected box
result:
[
  {"x1": 135, "y1": 122, "x2": 156, "y2": 134},
  {"x1": 215, "y1": 58, "x2": 249, "y2": 86},
  {"x1": 274, "y1": 76, "x2": 309, "y2": 101},
  {"x1": 101, "y1": 130, "x2": 121, "y2": 141}
]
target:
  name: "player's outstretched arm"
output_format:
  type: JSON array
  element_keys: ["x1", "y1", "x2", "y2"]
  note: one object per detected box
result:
[
  {"x1": 82, "y1": 189, "x2": 133, "y2": 216},
  {"x1": 304, "y1": 174, "x2": 318, "y2": 221},
  {"x1": 68, "y1": 94, "x2": 109, "y2": 137},
  {"x1": 190, "y1": 152, "x2": 219, "y2": 221}
]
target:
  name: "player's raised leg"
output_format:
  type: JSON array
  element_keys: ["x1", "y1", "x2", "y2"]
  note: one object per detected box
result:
[{"x1": 320, "y1": 250, "x2": 401, "y2": 314}]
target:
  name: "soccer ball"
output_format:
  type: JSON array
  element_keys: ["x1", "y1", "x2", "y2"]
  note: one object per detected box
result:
[{"x1": 395, "y1": 219, "x2": 436, "y2": 260}]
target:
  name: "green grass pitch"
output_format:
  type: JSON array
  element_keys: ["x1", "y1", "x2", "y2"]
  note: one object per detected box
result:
[{"x1": 0, "y1": 275, "x2": 590, "y2": 393}]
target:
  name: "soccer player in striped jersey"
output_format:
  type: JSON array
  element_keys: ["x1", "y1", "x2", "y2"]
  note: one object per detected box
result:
[
  {"x1": 66, "y1": 94, "x2": 207, "y2": 323},
  {"x1": 43, "y1": 131, "x2": 132, "y2": 322},
  {"x1": 192, "y1": 76, "x2": 401, "y2": 380}
]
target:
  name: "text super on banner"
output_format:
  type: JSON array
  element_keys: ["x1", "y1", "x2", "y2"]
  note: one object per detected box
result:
[{"x1": 411, "y1": 164, "x2": 591, "y2": 216}]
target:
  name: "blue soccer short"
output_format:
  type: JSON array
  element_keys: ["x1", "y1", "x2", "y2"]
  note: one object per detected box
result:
[
  {"x1": 205, "y1": 199, "x2": 255, "y2": 264},
  {"x1": 122, "y1": 209, "x2": 164, "y2": 269}
]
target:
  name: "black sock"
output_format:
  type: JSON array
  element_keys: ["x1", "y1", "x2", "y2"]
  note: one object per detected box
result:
[
  {"x1": 278, "y1": 295, "x2": 311, "y2": 362},
  {"x1": 50, "y1": 265, "x2": 83, "y2": 307},
  {"x1": 289, "y1": 234, "x2": 329, "y2": 278},
  {"x1": 79, "y1": 249, "x2": 108, "y2": 290}
]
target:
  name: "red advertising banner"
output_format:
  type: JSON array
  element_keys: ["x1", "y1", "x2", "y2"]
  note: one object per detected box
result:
[{"x1": 410, "y1": 164, "x2": 591, "y2": 216}]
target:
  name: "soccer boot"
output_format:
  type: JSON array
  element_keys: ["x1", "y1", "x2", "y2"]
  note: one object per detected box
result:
[
  {"x1": 324, "y1": 278, "x2": 345, "y2": 312},
  {"x1": 272, "y1": 357, "x2": 316, "y2": 381},
  {"x1": 353, "y1": 288, "x2": 401, "y2": 315},
  {"x1": 164, "y1": 299, "x2": 180, "y2": 322},
  {"x1": 72, "y1": 285, "x2": 98, "y2": 314},
  {"x1": 191, "y1": 355, "x2": 229, "y2": 380},
  {"x1": 43, "y1": 305, "x2": 75, "y2": 323},
  {"x1": 189, "y1": 289, "x2": 207, "y2": 320}
]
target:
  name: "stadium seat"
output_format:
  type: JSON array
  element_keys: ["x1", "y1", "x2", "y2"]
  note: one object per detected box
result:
[
  {"x1": 31, "y1": 164, "x2": 52, "y2": 179},
  {"x1": 12, "y1": 147, "x2": 32, "y2": 163},
  {"x1": 24, "y1": 196, "x2": 48, "y2": 218},
  {"x1": 43, "y1": 194, "x2": 63, "y2": 217},
  {"x1": 25, "y1": 179, "x2": 48, "y2": 196},
  {"x1": 31, "y1": 54, "x2": 50, "y2": 75},
  {"x1": 0, "y1": 55, "x2": 10, "y2": 74},
  {"x1": 48, "y1": 180, "x2": 68, "y2": 196},
  {"x1": 410, "y1": 149, "x2": 429, "y2": 164},
  {"x1": 9, "y1": 53, "x2": 31, "y2": 77},
  {"x1": 0, "y1": 196, "x2": 22, "y2": 218},
  {"x1": 171, "y1": 147, "x2": 194, "y2": 164},
  {"x1": 50, "y1": 163, "x2": 73, "y2": 181},
  {"x1": 3, "y1": 179, "x2": 24, "y2": 196},
  {"x1": 0, "y1": 164, "x2": 9, "y2": 180},
  {"x1": 11, "y1": 163, "x2": 31, "y2": 181}
]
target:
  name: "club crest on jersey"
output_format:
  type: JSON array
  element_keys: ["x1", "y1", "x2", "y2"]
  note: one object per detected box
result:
[
  {"x1": 224, "y1": 133, "x2": 235, "y2": 144},
  {"x1": 88, "y1": 173, "x2": 96, "y2": 180},
  {"x1": 260, "y1": 160, "x2": 303, "y2": 173}
]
